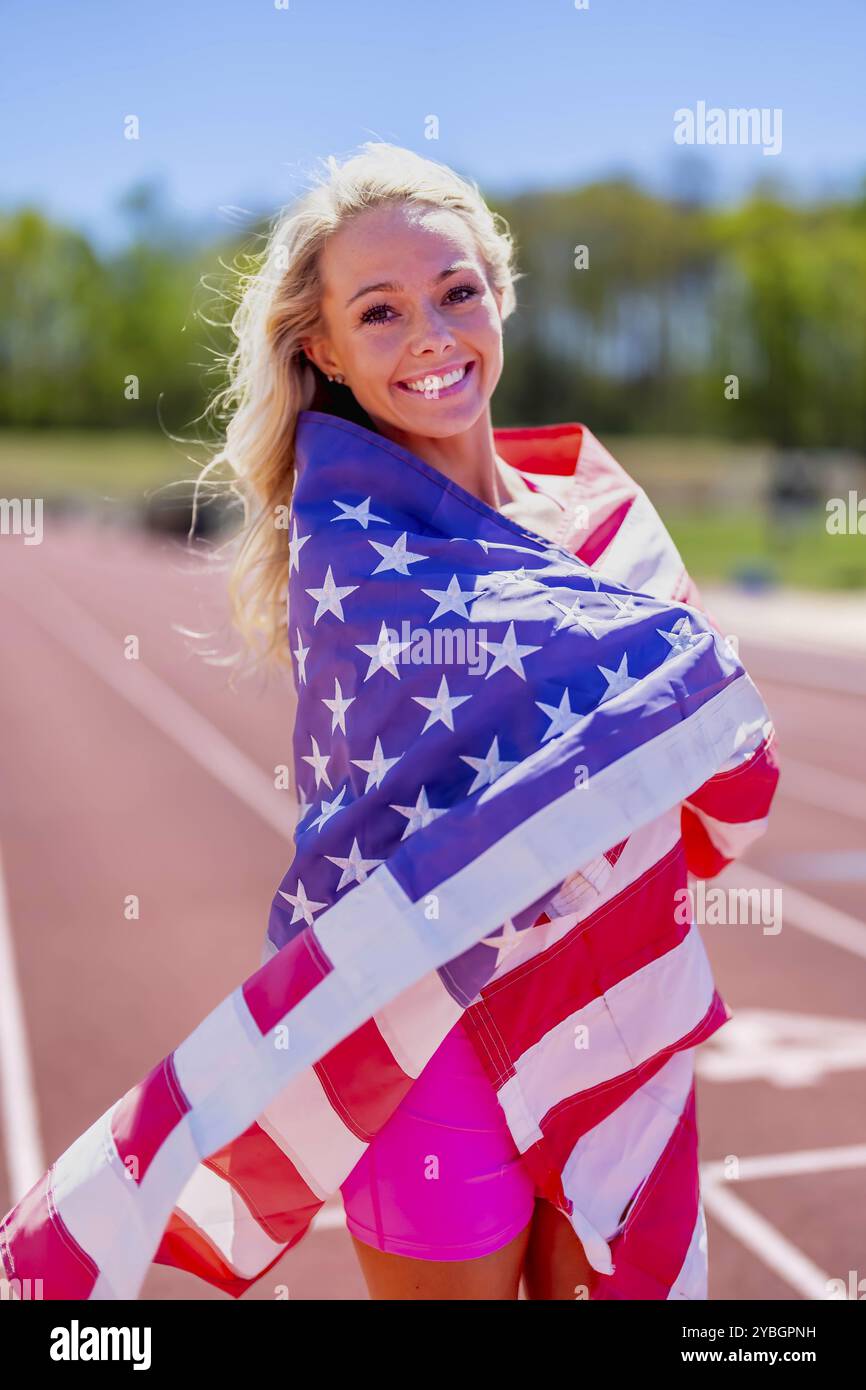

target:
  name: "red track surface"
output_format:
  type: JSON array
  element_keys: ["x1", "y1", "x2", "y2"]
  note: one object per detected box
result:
[{"x1": 1, "y1": 519, "x2": 864, "y2": 1300}]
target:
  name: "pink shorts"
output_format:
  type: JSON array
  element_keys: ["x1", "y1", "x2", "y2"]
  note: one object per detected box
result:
[{"x1": 340, "y1": 1019, "x2": 538, "y2": 1261}]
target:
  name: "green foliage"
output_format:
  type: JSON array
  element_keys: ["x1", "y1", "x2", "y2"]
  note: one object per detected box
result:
[{"x1": 1, "y1": 176, "x2": 864, "y2": 449}]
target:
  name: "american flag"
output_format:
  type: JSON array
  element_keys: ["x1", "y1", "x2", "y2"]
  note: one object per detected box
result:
[{"x1": 0, "y1": 413, "x2": 778, "y2": 1300}]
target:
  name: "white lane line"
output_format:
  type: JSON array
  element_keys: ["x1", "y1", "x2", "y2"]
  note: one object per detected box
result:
[
  {"x1": 10, "y1": 577, "x2": 296, "y2": 842},
  {"x1": 0, "y1": 841, "x2": 45, "y2": 1201},
  {"x1": 719, "y1": 864, "x2": 866, "y2": 963},
  {"x1": 701, "y1": 1180, "x2": 833, "y2": 1300},
  {"x1": 774, "y1": 755, "x2": 866, "y2": 825},
  {"x1": 702, "y1": 1143, "x2": 866, "y2": 1184}
]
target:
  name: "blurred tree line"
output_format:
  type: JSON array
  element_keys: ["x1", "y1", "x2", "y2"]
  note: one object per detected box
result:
[{"x1": 1, "y1": 175, "x2": 865, "y2": 450}]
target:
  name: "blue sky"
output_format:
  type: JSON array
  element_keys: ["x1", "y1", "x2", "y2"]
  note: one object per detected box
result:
[{"x1": 3, "y1": 0, "x2": 864, "y2": 249}]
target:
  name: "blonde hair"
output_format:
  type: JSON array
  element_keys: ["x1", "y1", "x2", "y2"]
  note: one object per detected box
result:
[{"x1": 191, "y1": 141, "x2": 521, "y2": 687}]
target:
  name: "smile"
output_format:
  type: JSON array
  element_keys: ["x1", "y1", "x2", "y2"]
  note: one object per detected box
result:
[{"x1": 395, "y1": 361, "x2": 475, "y2": 397}]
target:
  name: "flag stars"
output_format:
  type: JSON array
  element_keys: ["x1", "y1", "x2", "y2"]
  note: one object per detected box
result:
[
  {"x1": 321, "y1": 677, "x2": 355, "y2": 734},
  {"x1": 412, "y1": 674, "x2": 472, "y2": 733},
  {"x1": 536, "y1": 688, "x2": 582, "y2": 742},
  {"x1": 278, "y1": 879, "x2": 327, "y2": 927},
  {"x1": 330, "y1": 496, "x2": 389, "y2": 529},
  {"x1": 293, "y1": 628, "x2": 310, "y2": 683},
  {"x1": 421, "y1": 573, "x2": 476, "y2": 621},
  {"x1": 367, "y1": 531, "x2": 428, "y2": 575},
  {"x1": 657, "y1": 615, "x2": 701, "y2": 656},
  {"x1": 479, "y1": 917, "x2": 524, "y2": 969},
  {"x1": 389, "y1": 786, "x2": 448, "y2": 839},
  {"x1": 326, "y1": 837, "x2": 385, "y2": 891},
  {"x1": 308, "y1": 784, "x2": 349, "y2": 832},
  {"x1": 356, "y1": 620, "x2": 410, "y2": 680},
  {"x1": 288, "y1": 518, "x2": 310, "y2": 573},
  {"x1": 351, "y1": 736, "x2": 402, "y2": 792},
  {"x1": 460, "y1": 735, "x2": 519, "y2": 795},
  {"x1": 548, "y1": 595, "x2": 602, "y2": 638},
  {"x1": 596, "y1": 653, "x2": 641, "y2": 704},
  {"x1": 305, "y1": 566, "x2": 359, "y2": 624},
  {"x1": 301, "y1": 734, "x2": 332, "y2": 789},
  {"x1": 479, "y1": 620, "x2": 541, "y2": 680}
]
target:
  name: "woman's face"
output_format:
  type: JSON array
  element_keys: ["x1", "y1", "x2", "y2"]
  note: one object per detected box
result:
[{"x1": 304, "y1": 202, "x2": 505, "y2": 439}]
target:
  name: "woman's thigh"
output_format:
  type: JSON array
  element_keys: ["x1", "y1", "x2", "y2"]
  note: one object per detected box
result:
[
  {"x1": 349, "y1": 1223, "x2": 532, "y2": 1300},
  {"x1": 522, "y1": 1197, "x2": 596, "y2": 1300}
]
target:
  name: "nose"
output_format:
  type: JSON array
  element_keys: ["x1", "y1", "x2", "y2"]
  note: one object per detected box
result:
[{"x1": 406, "y1": 301, "x2": 458, "y2": 359}]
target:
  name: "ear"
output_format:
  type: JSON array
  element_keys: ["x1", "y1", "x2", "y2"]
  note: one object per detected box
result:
[{"x1": 300, "y1": 336, "x2": 340, "y2": 379}]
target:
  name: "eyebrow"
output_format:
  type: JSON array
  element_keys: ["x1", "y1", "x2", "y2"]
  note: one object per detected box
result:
[{"x1": 345, "y1": 262, "x2": 477, "y2": 309}]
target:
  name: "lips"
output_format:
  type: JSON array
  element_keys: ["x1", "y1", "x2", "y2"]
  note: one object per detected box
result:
[{"x1": 394, "y1": 360, "x2": 475, "y2": 396}]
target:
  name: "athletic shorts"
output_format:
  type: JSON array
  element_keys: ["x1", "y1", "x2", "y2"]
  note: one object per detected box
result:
[{"x1": 340, "y1": 1018, "x2": 538, "y2": 1261}]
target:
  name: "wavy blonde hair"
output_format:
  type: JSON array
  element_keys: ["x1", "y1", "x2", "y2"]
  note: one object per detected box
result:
[{"x1": 191, "y1": 141, "x2": 521, "y2": 688}]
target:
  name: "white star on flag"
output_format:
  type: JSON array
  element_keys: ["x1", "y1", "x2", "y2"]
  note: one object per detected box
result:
[
  {"x1": 536, "y1": 688, "x2": 582, "y2": 742},
  {"x1": 301, "y1": 734, "x2": 332, "y2": 789},
  {"x1": 606, "y1": 593, "x2": 637, "y2": 620},
  {"x1": 308, "y1": 784, "x2": 349, "y2": 832},
  {"x1": 548, "y1": 595, "x2": 603, "y2": 638},
  {"x1": 421, "y1": 574, "x2": 475, "y2": 621},
  {"x1": 305, "y1": 565, "x2": 359, "y2": 624},
  {"x1": 412, "y1": 673, "x2": 472, "y2": 732},
  {"x1": 389, "y1": 786, "x2": 448, "y2": 839},
  {"x1": 293, "y1": 628, "x2": 310, "y2": 683},
  {"x1": 460, "y1": 735, "x2": 519, "y2": 794},
  {"x1": 288, "y1": 518, "x2": 310, "y2": 573},
  {"x1": 367, "y1": 531, "x2": 428, "y2": 575},
  {"x1": 479, "y1": 917, "x2": 524, "y2": 968},
  {"x1": 321, "y1": 677, "x2": 355, "y2": 733},
  {"x1": 479, "y1": 620, "x2": 541, "y2": 680},
  {"x1": 351, "y1": 736, "x2": 402, "y2": 791},
  {"x1": 325, "y1": 836, "x2": 385, "y2": 891},
  {"x1": 356, "y1": 620, "x2": 410, "y2": 681},
  {"x1": 657, "y1": 615, "x2": 702, "y2": 656},
  {"x1": 278, "y1": 878, "x2": 327, "y2": 926},
  {"x1": 597, "y1": 653, "x2": 641, "y2": 703},
  {"x1": 330, "y1": 496, "x2": 388, "y2": 529}
]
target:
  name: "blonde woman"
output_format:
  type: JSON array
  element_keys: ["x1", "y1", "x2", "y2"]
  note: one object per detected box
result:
[{"x1": 1, "y1": 142, "x2": 779, "y2": 1303}]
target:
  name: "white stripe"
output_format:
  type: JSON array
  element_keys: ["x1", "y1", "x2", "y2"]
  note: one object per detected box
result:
[
  {"x1": 667, "y1": 1197, "x2": 709, "y2": 1300},
  {"x1": 500, "y1": 923, "x2": 714, "y2": 1148},
  {"x1": 374, "y1": 969, "x2": 464, "y2": 1075},
  {"x1": 173, "y1": 1162, "x2": 286, "y2": 1279},
  {"x1": 257, "y1": 1068, "x2": 367, "y2": 1200},
  {"x1": 559, "y1": 1049, "x2": 696, "y2": 1277},
  {"x1": 0, "y1": 841, "x2": 44, "y2": 1200}
]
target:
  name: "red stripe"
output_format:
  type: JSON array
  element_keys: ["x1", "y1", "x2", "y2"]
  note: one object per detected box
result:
[
  {"x1": 314, "y1": 1017, "x2": 413, "y2": 1140},
  {"x1": 203, "y1": 1121, "x2": 324, "y2": 1243},
  {"x1": 467, "y1": 841, "x2": 692, "y2": 1075},
  {"x1": 243, "y1": 927, "x2": 332, "y2": 1034},
  {"x1": 0, "y1": 1168, "x2": 98, "y2": 1299},
  {"x1": 684, "y1": 735, "x2": 780, "y2": 824},
  {"x1": 111, "y1": 1054, "x2": 190, "y2": 1182},
  {"x1": 154, "y1": 1205, "x2": 304, "y2": 1299}
]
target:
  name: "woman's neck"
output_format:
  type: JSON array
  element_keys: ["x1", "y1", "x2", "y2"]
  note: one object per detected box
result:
[{"x1": 369, "y1": 407, "x2": 509, "y2": 510}]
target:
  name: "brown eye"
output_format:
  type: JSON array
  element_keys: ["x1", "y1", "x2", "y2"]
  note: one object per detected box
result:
[{"x1": 359, "y1": 302, "x2": 394, "y2": 326}]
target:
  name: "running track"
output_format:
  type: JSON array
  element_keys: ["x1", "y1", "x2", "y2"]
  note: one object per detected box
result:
[{"x1": 1, "y1": 519, "x2": 864, "y2": 1301}]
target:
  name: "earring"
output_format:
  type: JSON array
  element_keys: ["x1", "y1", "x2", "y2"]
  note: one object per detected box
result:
[{"x1": 327, "y1": 373, "x2": 345, "y2": 385}]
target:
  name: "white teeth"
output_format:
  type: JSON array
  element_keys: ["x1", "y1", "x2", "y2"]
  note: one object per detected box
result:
[{"x1": 401, "y1": 364, "x2": 468, "y2": 393}]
